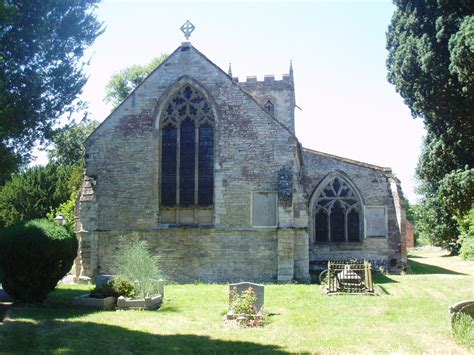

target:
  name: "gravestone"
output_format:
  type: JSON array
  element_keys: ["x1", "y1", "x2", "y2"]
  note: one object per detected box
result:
[
  {"x1": 93, "y1": 274, "x2": 114, "y2": 289},
  {"x1": 229, "y1": 282, "x2": 264, "y2": 312}
]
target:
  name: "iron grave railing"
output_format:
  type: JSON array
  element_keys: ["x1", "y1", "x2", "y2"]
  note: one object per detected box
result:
[{"x1": 325, "y1": 260, "x2": 374, "y2": 295}]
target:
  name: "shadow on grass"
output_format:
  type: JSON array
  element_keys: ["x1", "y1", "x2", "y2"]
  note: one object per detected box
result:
[
  {"x1": 158, "y1": 304, "x2": 180, "y2": 313},
  {"x1": 45, "y1": 288, "x2": 93, "y2": 307},
  {"x1": 408, "y1": 259, "x2": 466, "y2": 275},
  {"x1": 0, "y1": 319, "x2": 286, "y2": 353},
  {"x1": 373, "y1": 273, "x2": 398, "y2": 284}
]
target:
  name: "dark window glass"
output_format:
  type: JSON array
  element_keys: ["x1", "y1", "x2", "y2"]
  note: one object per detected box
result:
[
  {"x1": 330, "y1": 201, "x2": 345, "y2": 242},
  {"x1": 198, "y1": 124, "x2": 213, "y2": 205},
  {"x1": 332, "y1": 178, "x2": 341, "y2": 194},
  {"x1": 179, "y1": 119, "x2": 195, "y2": 205},
  {"x1": 161, "y1": 126, "x2": 177, "y2": 205},
  {"x1": 161, "y1": 85, "x2": 215, "y2": 212},
  {"x1": 264, "y1": 99, "x2": 274, "y2": 115},
  {"x1": 348, "y1": 209, "x2": 360, "y2": 242},
  {"x1": 315, "y1": 210, "x2": 329, "y2": 242},
  {"x1": 340, "y1": 188, "x2": 350, "y2": 197},
  {"x1": 324, "y1": 188, "x2": 335, "y2": 197}
]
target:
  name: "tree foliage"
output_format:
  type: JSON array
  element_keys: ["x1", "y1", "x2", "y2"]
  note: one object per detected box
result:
[
  {"x1": 387, "y1": 1, "x2": 473, "y2": 252},
  {"x1": 386, "y1": 1, "x2": 473, "y2": 162},
  {"x1": 104, "y1": 54, "x2": 168, "y2": 108},
  {"x1": 0, "y1": 0, "x2": 104, "y2": 180},
  {"x1": 48, "y1": 119, "x2": 99, "y2": 165},
  {"x1": 0, "y1": 164, "x2": 82, "y2": 228}
]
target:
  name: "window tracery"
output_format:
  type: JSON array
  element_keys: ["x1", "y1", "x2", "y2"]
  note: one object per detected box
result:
[
  {"x1": 313, "y1": 176, "x2": 362, "y2": 243},
  {"x1": 160, "y1": 85, "x2": 214, "y2": 211}
]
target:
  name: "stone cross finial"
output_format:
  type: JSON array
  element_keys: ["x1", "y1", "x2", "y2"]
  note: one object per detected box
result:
[{"x1": 180, "y1": 20, "x2": 195, "y2": 40}]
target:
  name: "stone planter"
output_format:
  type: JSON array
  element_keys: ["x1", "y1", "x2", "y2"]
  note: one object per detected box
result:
[
  {"x1": 0, "y1": 302, "x2": 13, "y2": 323},
  {"x1": 72, "y1": 294, "x2": 116, "y2": 310},
  {"x1": 117, "y1": 295, "x2": 163, "y2": 310}
]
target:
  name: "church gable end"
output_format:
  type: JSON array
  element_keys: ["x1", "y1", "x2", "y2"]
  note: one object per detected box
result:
[{"x1": 77, "y1": 30, "x2": 405, "y2": 283}]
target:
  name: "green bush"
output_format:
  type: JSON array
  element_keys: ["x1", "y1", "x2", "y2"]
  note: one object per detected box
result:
[
  {"x1": 459, "y1": 207, "x2": 474, "y2": 261},
  {"x1": 452, "y1": 312, "x2": 474, "y2": 349},
  {"x1": 0, "y1": 219, "x2": 78, "y2": 303},
  {"x1": 460, "y1": 237, "x2": 474, "y2": 261},
  {"x1": 94, "y1": 276, "x2": 136, "y2": 298},
  {"x1": 114, "y1": 234, "x2": 163, "y2": 298}
]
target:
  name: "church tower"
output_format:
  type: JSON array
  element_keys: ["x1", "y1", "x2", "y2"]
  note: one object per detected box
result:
[{"x1": 233, "y1": 61, "x2": 296, "y2": 133}]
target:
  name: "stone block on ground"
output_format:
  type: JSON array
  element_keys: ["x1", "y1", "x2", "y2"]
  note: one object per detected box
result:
[
  {"x1": 117, "y1": 295, "x2": 163, "y2": 310},
  {"x1": 72, "y1": 294, "x2": 116, "y2": 310}
]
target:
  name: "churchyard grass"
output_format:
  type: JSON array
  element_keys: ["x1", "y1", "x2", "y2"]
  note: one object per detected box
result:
[{"x1": 1, "y1": 249, "x2": 473, "y2": 353}]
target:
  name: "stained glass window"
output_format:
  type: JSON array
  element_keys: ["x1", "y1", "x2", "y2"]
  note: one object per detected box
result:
[
  {"x1": 313, "y1": 176, "x2": 362, "y2": 242},
  {"x1": 315, "y1": 209, "x2": 329, "y2": 242},
  {"x1": 179, "y1": 119, "x2": 195, "y2": 206},
  {"x1": 161, "y1": 125, "x2": 177, "y2": 206},
  {"x1": 160, "y1": 85, "x2": 214, "y2": 210}
]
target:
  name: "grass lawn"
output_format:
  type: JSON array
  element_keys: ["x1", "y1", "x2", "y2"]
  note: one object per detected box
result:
[{"x1": 1, "y1": 249, "x2": 473, "y2": 353}]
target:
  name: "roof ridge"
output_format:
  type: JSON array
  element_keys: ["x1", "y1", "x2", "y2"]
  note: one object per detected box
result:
[{"x1": 303, "y1": 147, "x2": 392, "y2": 172}]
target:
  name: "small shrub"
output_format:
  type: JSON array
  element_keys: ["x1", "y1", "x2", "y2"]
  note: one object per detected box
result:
[
  {"x1": 230, "y1": 287, "x2": 258, "y2": 315},
  {"x1": 0, "y1": 219, "x2": 78, "y2": 303},
  {"x1": 101, "y1": 276, "x2": 136, "y2": 298},
  {"x1": 452, "y1": 312, "x2": 474, "y2": 349},
  {"x1": 229, "y1": 287, "x2": 263, "y2": 327},
  {"x1": 114, "y1": 234, "x2": 163, "y2": 298}
]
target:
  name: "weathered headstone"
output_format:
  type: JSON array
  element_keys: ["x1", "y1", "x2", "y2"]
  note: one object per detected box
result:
[
  {"x1": 229, "y1": 282, "x2": 264, "y2": 312},
  {"x1": 93, "y1": 274, "x2": 114, "y2": 289}
]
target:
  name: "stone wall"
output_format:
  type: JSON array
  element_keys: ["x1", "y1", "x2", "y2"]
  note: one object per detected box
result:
[
  {"x1": 78, "y1": 42, "x2": 308, "y2": 282},
  {"x1": 80, "y1": 229, "x2": 278, "y2": 283},
  {"x1": 302, "y1": 148, "x2": 405, "y2": 266}
]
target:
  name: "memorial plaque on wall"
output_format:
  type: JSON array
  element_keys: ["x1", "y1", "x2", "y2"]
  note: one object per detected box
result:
[
  {"x1": 252, "y1": 192, "x2": 277, "y2": 227},
  {"x1": 366, "y1": 207, "x2": 387, "y2": 237}
]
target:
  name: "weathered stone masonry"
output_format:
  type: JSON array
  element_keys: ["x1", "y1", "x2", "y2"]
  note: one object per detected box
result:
[{"x1": 76, "y1": 41, "x2": 406, "y2": 282}]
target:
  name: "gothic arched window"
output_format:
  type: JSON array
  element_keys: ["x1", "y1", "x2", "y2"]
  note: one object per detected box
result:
[
  {"x1": 313, "y1": 176, "x2": 362, "y2": 243},
  {"x1": 160, "y1": 85, "x2": 214, "y2": 222},
  {"x1": 263, "y1": 99, "x2": 274, "y2": 115}
]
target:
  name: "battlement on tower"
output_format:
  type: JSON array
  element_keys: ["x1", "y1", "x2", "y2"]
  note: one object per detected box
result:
[{"x1": 233, "y1": 74, "x2": 293, "y2": 88}]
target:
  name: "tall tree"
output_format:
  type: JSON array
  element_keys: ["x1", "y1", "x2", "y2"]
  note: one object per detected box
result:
[
  {"x1": 48, "y1": 118, "x2": 99, "y2": 166},
  {"x1": 104, "y1": 54, "x2": 168, "y2": 108},
  {"x1": 0, "y1": 0, "x2": 104, "y2": 184},
  {"x1": 0, "y1": 164, "x2": 80, "y2": 228},
  {"x1": 386, "y1": 1, "x2": 474, "y2": 252}
]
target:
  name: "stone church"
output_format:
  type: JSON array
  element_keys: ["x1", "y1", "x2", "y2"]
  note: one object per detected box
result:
[{"x1": 76, "y1": 32, "x2": 407, "y2": 282}]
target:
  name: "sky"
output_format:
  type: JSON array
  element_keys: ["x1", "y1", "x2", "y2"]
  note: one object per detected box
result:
[{"x1": 38, "y1": 0, "x2": 426, "y2": 202}]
